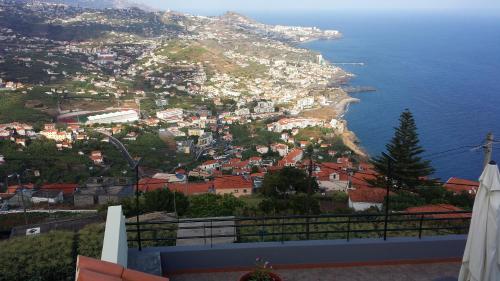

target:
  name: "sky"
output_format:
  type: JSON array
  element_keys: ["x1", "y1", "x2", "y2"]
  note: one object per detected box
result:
[{"x1": 138, "y1": 0, "x2": 500, "y2": 14}]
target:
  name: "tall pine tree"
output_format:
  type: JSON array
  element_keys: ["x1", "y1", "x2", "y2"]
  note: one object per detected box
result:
[{"x1": 371, "y1": 109, "x2": 434, "y2": 189}]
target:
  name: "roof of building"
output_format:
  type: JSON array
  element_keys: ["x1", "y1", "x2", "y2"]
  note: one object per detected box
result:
[
  {"x1": 7, "y1": 183, "x2": 35, "y2": 193},
  {"x1": 444, "y1": 177, "x2": 479, "y2": 195},
  {"x1": 42, "y1": 183, "x2": 78, "y2": 195},
  {"x1": 138, "y1": 178, "x2": 167, "y2": 192},
  {"x1": 76, "y1": 255, "x2": 168, "y2": 281},
  {"x1": 201, "y1": 159, "x2": 219, "y2": 166},
  {"x1": 278, "y1": 148, "x2": 303, "y2": 166},
  {"x1": 315, "y1": 162, "x2": 349, "y2": 181},
  {"x1": 214, "y1": 175, "x2": 252, "y2": 190},
  {"x1": 405, "y1": 204, "x2": 470, "y2": 219},
  {"x1": 168, "y1": 182, "x2": 213, "y2": 195},
  {"x1": 348, "y1": 187, "x2": 389, "y2": 203}
]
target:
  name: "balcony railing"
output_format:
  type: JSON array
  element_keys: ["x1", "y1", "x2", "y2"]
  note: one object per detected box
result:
[{"x1": 125, "y1": 211, "x2": 471, "y2": 249}]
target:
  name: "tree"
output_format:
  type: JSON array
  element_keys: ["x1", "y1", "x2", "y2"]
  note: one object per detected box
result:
[
  {"x1": 186, "y1": 193, "x2": 245, "y2": 217},
  {"x1": 143, "y1": 189, "x2": 189, "y2": 215},
  {"x1": 371, "y1": 109, "x2": 434, "y2": 189},
  {"x1": 260, "y1": 167, "x2": 318, "y2": 198}
]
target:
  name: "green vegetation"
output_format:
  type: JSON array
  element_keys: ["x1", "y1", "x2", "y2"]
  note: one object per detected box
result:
[
  {"x1": 0, "y1": 139, "x2": 93, "y2": 184},
  {"x1": 0, "y1": 222, "x2": 105, "y2": 281},
  {"x1": 260, "y1": 167, "x2": 318, "y2": 198},
  {"x1": 0, "y1": 231, "x2": 75, "y2": 281},
  {"x1": 0, "y1": 92, "x2": 52, "y2": 123},
  {"x1": 229, "y1": 123, "x2": 281, "y2": 147},
  {"x1": 371, "y1": 109, "x2": 435, "y2": 189},
  {"x1": 186, "y1": 193, "x2": 246, "y2": 218}
]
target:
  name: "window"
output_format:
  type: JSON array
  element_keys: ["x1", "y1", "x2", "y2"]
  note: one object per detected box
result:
[{"x1": 234, "y1": 189, "x2": 239, "y2": 193}]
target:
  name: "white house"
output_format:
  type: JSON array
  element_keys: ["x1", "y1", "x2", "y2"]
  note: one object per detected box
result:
[
  {"x1": 31, "y1": 190, "x2": 64, "y2": 204},
  {"x1": 256, "y1": 145, "x2": 269, "y2": 154},
  {"x1": 199, "y1": 160, "x2": 220, "y2": 172},
  {"x1": 348, "y1": 188, "x2": 388, "y2": 211}
]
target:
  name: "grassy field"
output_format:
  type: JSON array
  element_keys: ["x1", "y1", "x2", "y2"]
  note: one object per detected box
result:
[{"x1": 0, "y1": 92, "x2": 53, "y2": 123}]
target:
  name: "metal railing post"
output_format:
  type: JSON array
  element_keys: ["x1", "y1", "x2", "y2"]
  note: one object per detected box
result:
[
  {"x1": 418, "y1": 215, "x2": 424, "y2": 239},
  {"x1": 347, "y1": 216, "x2": 351, "y2": 241},
  {"x1": 210, "y1": 219, "x2": 213, "y2": 248},
  {"x1": 203, "y1": 221, "x2": 207, "y2": 245},
  {"x1": 281, "y1": 216, "x2": 285, "y2": 244},
  {"x1": 306, "y1": 216, "x2": 310, "y2": 240}
]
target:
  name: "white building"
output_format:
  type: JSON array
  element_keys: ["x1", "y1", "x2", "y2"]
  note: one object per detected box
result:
[
  {"x1": 254, "y1": 101, "x2": 275, "y2": 114},
  {"x1": 256, "y1": 145, "x2": 269, "y2": 154},
  {"x1": 156, "y1": 108, "x2": 184, "y2": 123},
  {"x1": 267, "y1": 118, "x2": 324, "y2": 133},
  {"x1": 297, "y1": 97, "x2": 314, "y2": 109},
  {"x1": 86, "y1": 110, "x2": 139, "y2": 125},
  {"x1": 31, "y1": 190, "x2": 64, "y2": 204},
  {"x1": 348, "y1": 188, "x2": 387, "y2": 211},
  {"x1": 40, "y1": 130, "x2": 72, "y2": 142}
]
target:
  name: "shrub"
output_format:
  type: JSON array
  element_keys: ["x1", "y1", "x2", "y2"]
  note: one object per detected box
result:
[
  {"x1": 0, "y1": 231, "x2": 75, "y2": 281},
  {"x1": 77, "y1": 224, "x2": 105, "y2": 259}
]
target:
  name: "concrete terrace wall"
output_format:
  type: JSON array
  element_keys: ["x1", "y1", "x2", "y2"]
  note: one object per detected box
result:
[
  {"x1": 137, "y1": 235, "x2": 467, "y2": 274},
  {"x1": 101, "y1": 205, "x2": 128, "y2": 267}
]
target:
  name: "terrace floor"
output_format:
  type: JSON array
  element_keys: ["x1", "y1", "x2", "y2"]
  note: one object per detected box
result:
[{"x1": 169, "y1": 262, "x2": 460, "y2": 281}]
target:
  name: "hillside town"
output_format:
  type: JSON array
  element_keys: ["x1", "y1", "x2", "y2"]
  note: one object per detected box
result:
[{"x1": 0, "y1": 0, "x2": 480, "y2": 218}]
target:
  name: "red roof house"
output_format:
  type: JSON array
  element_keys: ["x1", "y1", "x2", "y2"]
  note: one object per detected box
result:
[
  {"x1": 348, "y1": 187, "x2": 391, "y2": 211},
  {"x1": 41, "y1": 183, "x2": 78, "y2": 196},
  {"x1": 214, "y1": 175, "x2": 253, "y2": 197},
  {"x1": 137, "y1": 178, "x2": 167, "y2": 192},
  {"x1": 405, "y1": 204, "x2": 470, "y2": 219},
  {"x1": 168, "y1": 182, "x2": 213, "y2": 195},
  {"x1": 444, "y1": 177, "x2": 479, "y2": 195}
]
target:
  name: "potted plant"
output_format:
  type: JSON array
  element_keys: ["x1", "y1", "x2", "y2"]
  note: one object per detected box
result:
[{"x1": 239, "y1": 258, "x2": 282, "y2": 281}]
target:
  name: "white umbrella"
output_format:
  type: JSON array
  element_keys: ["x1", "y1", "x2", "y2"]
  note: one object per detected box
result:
[{"x1": 459, "y1": 161, "x2": 500, "y2": 281}]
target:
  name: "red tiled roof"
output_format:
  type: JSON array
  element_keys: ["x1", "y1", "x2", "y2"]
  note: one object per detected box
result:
[
  {"x1": 315, "y1": 162, "x2": 348, "y2": 181},
  {"x1": 250, "y1": 172, "x2": 266, "y2": 178},
  {"x1": 348, "y1": 187, "x2": 389, "y2": 203},
  {"x1": 278, "y1": 148, "x2": 303, "y2": 166},
  {"x1": 76, "y1": 255, "x2": 168, "y2": 281},
  {"x1": 138, "y1": 178, "x2": 167, "y2": 192},
  {"x1": 214, "y1": 176, "x2": 252, "y2": 190},
  {"x1": 0, "y1": 193, "x2": 15, "y2": 200},
  {"x1": 405, "y1": 204, "x2": 470, "y2": 219},
  {"x1": 350, "y1": 172, "x2": 377, "y2": 189},
  {"x1": 201, "y1": 159, "x2": 219, "y2": 166},
  {"x1": 42, "y1": 183, "x2": 78, "y2": 195},
  {"x1": 444, "y1": 177, "x2": 479, "y2": 195},
  {"x1": 248, "y1": 157, "x2": 262, "y2": 162},
  {"x1": 7, "y1": 183, "x2": 35, "y2": 193},
  {"x1": 168, "y1": 182, "x2": 213, "y2": 195}
]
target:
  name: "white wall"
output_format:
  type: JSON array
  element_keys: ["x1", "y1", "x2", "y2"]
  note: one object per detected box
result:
[
  {"x1": 348, "y1": 198, "x2": 382, "y2": 211},
  {"x1": 101, "y1": 205, "x2": 128, "y2": 267}
]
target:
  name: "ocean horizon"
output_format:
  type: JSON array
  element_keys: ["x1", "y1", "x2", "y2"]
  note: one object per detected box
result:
[{"x1": 250, "y1": 11, "x2": 500, "y2": 181}]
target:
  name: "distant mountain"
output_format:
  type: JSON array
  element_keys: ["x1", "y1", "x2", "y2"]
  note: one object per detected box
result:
[
  {"x1": 220, "y1": 11, "x2": 257, "y2": 25},
  {"x1": 15, "y1": 0, "x2": 155, "y2": 11}
]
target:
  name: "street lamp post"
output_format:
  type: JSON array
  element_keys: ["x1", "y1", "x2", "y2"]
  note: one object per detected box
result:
[{"x1": 97, "y1": 131, "x2": 142, "y2": 250}]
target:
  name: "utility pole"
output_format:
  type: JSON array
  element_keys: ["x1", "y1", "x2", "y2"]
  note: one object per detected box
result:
[
  {"x1": 382, "y1": 152, "x2": 395, "y2": 241},
  {"x1": 306, "y1": 146, "x2": 314, "y2": 240},
  {"x1": 483, "y1": 132, "x2": 494, "y2": 169}
]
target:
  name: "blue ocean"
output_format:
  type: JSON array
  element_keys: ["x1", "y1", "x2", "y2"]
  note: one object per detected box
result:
[{"x1": 251, "y1": 11, "x2": 500, "y2": 181}]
